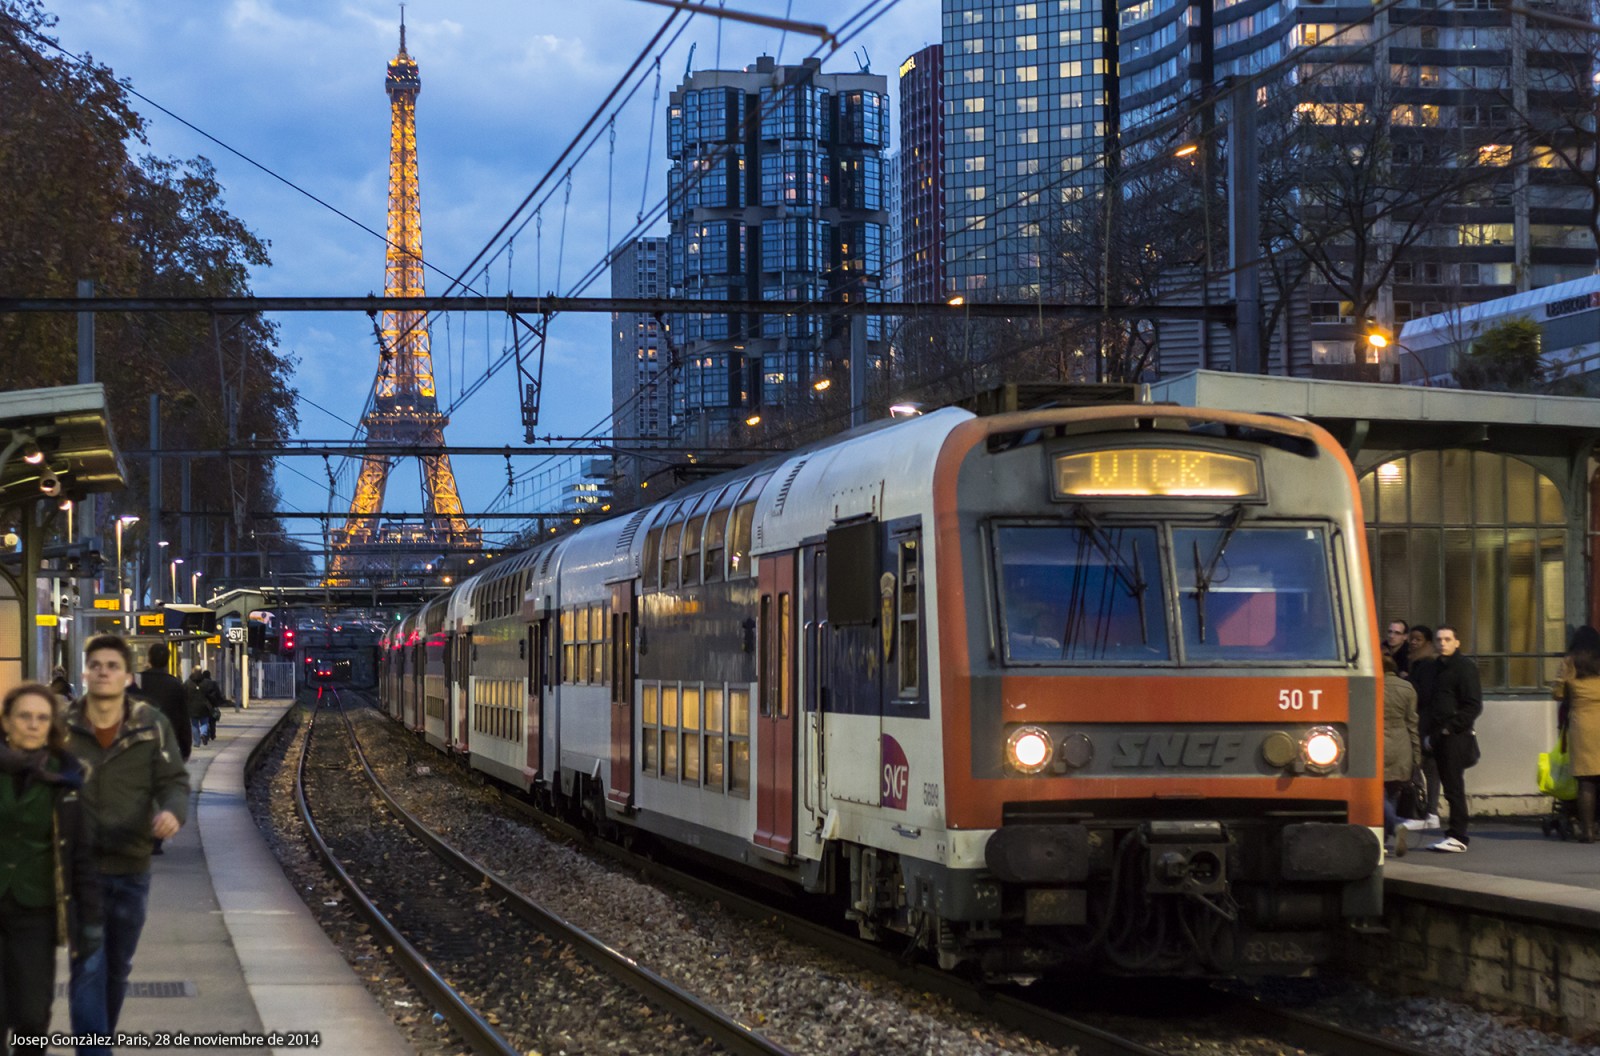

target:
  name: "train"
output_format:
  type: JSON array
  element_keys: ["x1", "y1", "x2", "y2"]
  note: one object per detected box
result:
[{"x1": 377, "y1": 402, "x2": 1385, "y2": 979}]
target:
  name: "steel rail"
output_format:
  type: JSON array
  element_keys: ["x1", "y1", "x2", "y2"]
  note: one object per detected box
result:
[
  {"x1": 334, "y1": 701, "x2": 797, "y2": 1056},
  {"x1": 292, "y1": 705, "x2": 521, "y2": 1056},
  {"x1": 1207, "y1": 992, "x2": 1443, "y2": 1056},
  {"x1": 493, "y1": 789, "x2": 1435, "y2": 1056},
  {"x1": 488, "y1": 792, "x2": 1174, "y2": 1056}
]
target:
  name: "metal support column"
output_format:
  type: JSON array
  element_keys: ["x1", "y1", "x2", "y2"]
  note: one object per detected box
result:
[
  {"x1": 849, "y1": 313, "x2": 867, "y2": 429},
  {"x1": 1227, "y1": 82, "x2": 1263, "y2": 374},
  {"x1": 148, "y1": 394, "x2": 162, "y2": 604}
]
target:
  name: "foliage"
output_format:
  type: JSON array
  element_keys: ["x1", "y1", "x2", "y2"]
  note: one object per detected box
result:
[
  {"x1": 1453, "y1": 317, "x2": 1547, "y2": 392},
  {"x1": 0, "y1": 1, "x2": 307, "y2": 580}
]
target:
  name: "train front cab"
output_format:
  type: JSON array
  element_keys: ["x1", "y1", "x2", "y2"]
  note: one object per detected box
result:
[{"x1": 919, "y1": 407, "x2": 1385, "y2": 977}]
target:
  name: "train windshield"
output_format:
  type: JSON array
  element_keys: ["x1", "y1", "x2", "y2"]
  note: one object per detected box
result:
[
  {"x1": 995, "y1": 525, "x2": 1170, "y2": 663},
  {"x1": 1172, "y1": 525, "x2": 1340, "y2": 661}
]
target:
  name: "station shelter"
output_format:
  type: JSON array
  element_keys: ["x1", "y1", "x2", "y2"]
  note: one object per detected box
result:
[
  {"x1": 0, "y1": 384, "x2": 126, "y2": 690},
  {"x1": 1150, "y1": 370, "x2": 1600, "y2": 811}
]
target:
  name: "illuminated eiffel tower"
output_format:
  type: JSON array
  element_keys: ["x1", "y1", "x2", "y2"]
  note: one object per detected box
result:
[{"x1": 326, "y1": 18, "x2": 480, "y2": 584}]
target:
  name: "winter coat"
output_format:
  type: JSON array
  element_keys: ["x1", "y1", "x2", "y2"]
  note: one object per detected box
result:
[
  {"x1": 1429, "y1": 653, "x2": 1484, "y2": 736},
  {"x1": 0, "y1": 746, "x2": 102, "y2": 954},
  {"x1": 64, "y1": 697, "x2": 191, "y2": 875},
  {"x1": 138, "y1": 668, "x2": 192, "y2": 760},
  {"x1": 1382, "y1": 674, "x2": 1421, "y2": 783},
  {"x1": 1556, "y1": 675, "x2": 1600, "y2": 778}
]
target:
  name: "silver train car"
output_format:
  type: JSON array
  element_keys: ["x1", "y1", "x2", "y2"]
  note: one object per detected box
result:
[{"x1": 380, "y1": 403, "x2": 1386, "y2": 977}]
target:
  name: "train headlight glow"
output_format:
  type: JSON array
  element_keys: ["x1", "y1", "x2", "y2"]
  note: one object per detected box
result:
[
  {"x1": 1301, "y1": 727, "x2": 1345, "y2": 774},
  {"x1": 1006, "y1": 726, "x2": 1054, "y2": 774}
]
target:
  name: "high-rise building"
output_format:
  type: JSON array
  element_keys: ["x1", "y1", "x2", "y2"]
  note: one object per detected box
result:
[
  {"x1": 667, "y1": 55, "x2": 890, "y2": 445},
  {"x1": 611, "y1": 236, "x2": 669, "y2": 489},
  {"x1": 898, "y1": 44, "x2": 946, "y2": 302},
  {"x1": 942, "y1": 1, "x2": 1118, "y2": 301},
  {"x1": 1118, "y1": 2, "x2": 1599, "y2": 379},
  {"x1": 885, "y1": 150, "x2": 904, "y2": 299}
]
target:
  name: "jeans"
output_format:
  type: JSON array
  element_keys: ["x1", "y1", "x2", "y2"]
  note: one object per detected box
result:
[
  {"x1": 1, "y1": 894, "x2": 57, "y2": 1055},
  {"x1": 1382, "y1": 782, "x2": 1400, "y2": 838},
  {"x1": 70, "y1": 871, "x2": 151, "y2": 1055}
]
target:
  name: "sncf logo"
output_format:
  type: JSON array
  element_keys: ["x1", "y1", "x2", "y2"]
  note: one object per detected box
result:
[
  {"x1": 880, "y1": 735, "x2": 909, "y2": 809},
  {"x1": 1111, "y1": 732, "x2": 1246, "y2": 769}
]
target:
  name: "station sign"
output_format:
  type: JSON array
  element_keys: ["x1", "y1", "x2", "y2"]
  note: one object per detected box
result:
[
  {"x1": 92, "y1": 596, "x2": 122, "y2": 611},
  {"x1": 138, "y1": 612, "x2": 165, "y2": 629},
  {"x1": 226, "y1": 626, "x2": 246, "y2": 644},
  {"x1": 206, "y1": 635, "x2": 222, "y2": 645},
  {"x1": 34, "y1": 614, "x2": 58, "y2": 627}
]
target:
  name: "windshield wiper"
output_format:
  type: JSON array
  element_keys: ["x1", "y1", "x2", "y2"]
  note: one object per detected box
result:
[
  {"x1": 1071, "y1": 507, "x2": 1150, "y2": 648},
  {"x1": 1192, "y1": 505, "x2": 1247, "y2": 644}
]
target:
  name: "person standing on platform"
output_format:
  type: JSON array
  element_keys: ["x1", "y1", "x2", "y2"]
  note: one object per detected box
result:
[
  {"x1": 1385, "y1": 620, "x2": 1411, "y2": 677},
  {"x1": 1382, "y1": 654, "x2": 1421, "y2": 857},
  {"x1": 1554, "y1": 625, "x2": 1600, "y2": 842},
  {"x1": 1402, "y1": 625, "x2": 1441, "y2": 833},
  {"x1": 197, "y1": 670, "x2": 226, "y2": 739},
  {"x1": 0, "y1": 683, "x2": 101, "y2": 1056},
  {"x1": 1426, "y1": 626, "x2": 1483, "y2": 853},
  {"x1": 184, "y1": 669, "x2": 213, "y2": 748},
  {"x1": 138, "y1": 643, "x2": 191, "y2": 763},
  {"x1": 65, "y1": 634, "x2": 190, "y2": 1055}
]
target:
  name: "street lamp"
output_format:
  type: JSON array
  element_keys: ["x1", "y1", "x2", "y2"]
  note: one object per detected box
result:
[
  {"x1": 115, "y1": 516, "x2": 139, "y2": 628},
  {"x1": 170, "y1": 557, "x2": 184, "y2": 604},
  {"x1": 191, "y1": 570, "x2": 203, "y2": 605},
  {"x1": 1366, "y1": 328, "x2": 1432, "y2": 387}
]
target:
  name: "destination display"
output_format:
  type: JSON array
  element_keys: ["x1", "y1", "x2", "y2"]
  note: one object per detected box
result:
[{"x1": 1053, "y1": 448, "x2": 1262, "y2": 498}]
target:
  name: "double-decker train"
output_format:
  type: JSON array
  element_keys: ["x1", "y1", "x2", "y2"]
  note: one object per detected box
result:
[{"x1": 379, "y1": 402, "x2": 1385, "y2": 978}]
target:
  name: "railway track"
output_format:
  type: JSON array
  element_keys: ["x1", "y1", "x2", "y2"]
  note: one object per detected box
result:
[
  {"x1": 330, "y1": 698, "x2": 1442, "y2": 1056},
  {"x1": 293, "y1": 700, "x2": 795, "y2": 1056}
]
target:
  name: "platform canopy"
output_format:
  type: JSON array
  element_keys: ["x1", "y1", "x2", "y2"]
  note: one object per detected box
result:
[{"x1": 0, "y1": 383, "x2": 126, "y2": 507}]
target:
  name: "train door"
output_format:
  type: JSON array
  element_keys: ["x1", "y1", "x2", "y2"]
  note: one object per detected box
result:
[
  {"x1": 525, "y1": 619, "x2": 544, "y2": 779},
  {"x1": 454, "y1": 632, "x2": 472, "y2": 751},
  {"x1": 607, "y1": 583, "x2": 637, "y2": 810},
  {"x1": 801, "y1": 543, "x2": 828, "y2": 830},
  {"x1": 756, "y1": 551, "x2": 798, "y2": 854}
]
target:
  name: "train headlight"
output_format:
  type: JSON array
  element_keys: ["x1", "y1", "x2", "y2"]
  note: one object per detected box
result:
[
  {"x1": 1006, "y1": 726, "x2": 1053, "y2": 774},
  {"x1": 1301, "y1": 726, "x2": 1345, "y2": 774}
]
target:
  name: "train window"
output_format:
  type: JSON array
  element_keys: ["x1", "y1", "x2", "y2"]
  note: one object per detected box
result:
[
  {"x1": 1172, "y1": 526, "x2": 1340, "y2": 662},
  {"x1": 728, "y1": 687, "x2": 751, "y2": 796},
  {"x1": 662, "y1": 519, "x2": 683, "y2": 589},
  {"x1": 683, "y1": 515, "x2": 706, "y2": 585},
  {"x1": 662, "y1": 684, "x2": 680, "y2": 778},
  {"x1": 897, "y1": 537, "x2": 920, "y2": 694},
  {"x1": 778, "y1": 593, "x2": 792, "y2": 719},
  {"x1": 562, "y1": 608, "x2": 577, "y2": 682},
  {"x1": 681, "y1": 686, "x2": 701, "y2": 781},
  {"x1": 643, "y1": 527, "x2": 662, "y2": 590},
  {"x1": 704, "y1": 505, "x2": 729, "y2": 582},
  {"x1": 995, "y1": 524, "x2": 1170, "y2": 663},
  {"x1": 729, "y1": 502, "x2": 756, "y2": 577},
  {"x1": 642, "y1": 683, "x2": 659, "y2": 775},
  {"x1": 704, "y1": 686, "x2": 725, "y2": 789},
  {"x1": 590, "y1": 603, "x2": 607, "y2": 684}
]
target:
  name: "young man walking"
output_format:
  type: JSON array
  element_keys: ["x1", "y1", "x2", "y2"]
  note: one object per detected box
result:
[
  {"x1": 65, "y1": 634, "x2": 190, "y2": 1054},
  {"x1": 1427, "y1": 626, "x2": 1483, "y2": 853}
]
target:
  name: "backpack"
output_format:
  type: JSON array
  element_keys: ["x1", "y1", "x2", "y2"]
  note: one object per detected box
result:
[{"x1": 184, "y1": 681, "x2": 211, "y2": 722}]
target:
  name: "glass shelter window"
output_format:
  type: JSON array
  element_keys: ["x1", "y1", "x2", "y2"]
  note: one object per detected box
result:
[{"x1": 1361, "y1": 451, "x2": 1568, "y2": 688}]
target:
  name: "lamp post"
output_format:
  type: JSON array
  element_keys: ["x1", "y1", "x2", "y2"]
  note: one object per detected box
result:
[
  {"x1": 190, "y1": 570, "x2": 203, "y2": 605},
  {"x1": 157, "y1": 541, "x2": 169, "y2": 603},
  {"x1": 115, "y1": 515, "x2": 139, "y2": 630},
  {"x1": 1367, "y1": 329, "x2": 1432, "y2": 387},
  {"x1": 170, "y1": 557, "x2": 183, "y2": 604}
]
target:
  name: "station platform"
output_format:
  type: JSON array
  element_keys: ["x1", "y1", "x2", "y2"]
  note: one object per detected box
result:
[
  {"x1": 49, "y1": 700, "x2": 410, "y2": 1056},
  {"x1": 1387, "y1": 819, "x2": 1600, "y2": 928}
]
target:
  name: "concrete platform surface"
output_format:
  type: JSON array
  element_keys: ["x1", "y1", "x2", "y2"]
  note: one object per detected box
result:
[{"x1": 48, "y1": 700, "x2": 411, "y2": 1056}]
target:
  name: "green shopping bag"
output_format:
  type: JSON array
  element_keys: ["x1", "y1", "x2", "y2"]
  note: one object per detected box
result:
[{"x1": 1538, "y1": 733, "x2": 1579, "y2": 802}]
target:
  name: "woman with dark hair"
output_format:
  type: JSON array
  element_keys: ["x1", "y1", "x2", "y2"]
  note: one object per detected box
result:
[
  {"x1": 0, "y1": 682, "x2": 101, "y2": 1053},
  {"x1": 1556, "y1": 626, "x2": 1600, "y2": 842}
]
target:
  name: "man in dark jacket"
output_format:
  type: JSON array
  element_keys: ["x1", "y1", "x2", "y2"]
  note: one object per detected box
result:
[
  {"x1": 137, "y1": 642, "x2": 191, "y2": 762},
  {"x1": 1385, "y1": 620, "x2": 1411, "y2": 677},
  {"x1": 1426, "y1": 625, "x2": 1483, "y2": 853},
  {"x1": 66, "y1": 634, "x2": 190, "y2": 1055}
]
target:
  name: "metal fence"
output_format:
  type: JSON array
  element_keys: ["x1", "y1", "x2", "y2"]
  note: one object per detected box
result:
[{"x1": 228, "y1": 660, "x2": 296, "y2": 702}]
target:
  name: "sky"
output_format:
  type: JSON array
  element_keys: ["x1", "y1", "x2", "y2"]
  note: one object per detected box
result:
[{"x1": 47, "y1": 0, "x2": 938, "y2": 548}]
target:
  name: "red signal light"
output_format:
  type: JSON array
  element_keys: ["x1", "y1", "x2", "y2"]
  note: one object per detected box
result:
[{"x1": 282, "y1": 629, "x2": 296, "y2": 653}]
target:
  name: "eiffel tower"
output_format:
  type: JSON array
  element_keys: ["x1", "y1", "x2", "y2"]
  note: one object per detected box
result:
[{"x1": 326, "y1": 19, "x2": 480, "y2": 584}]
